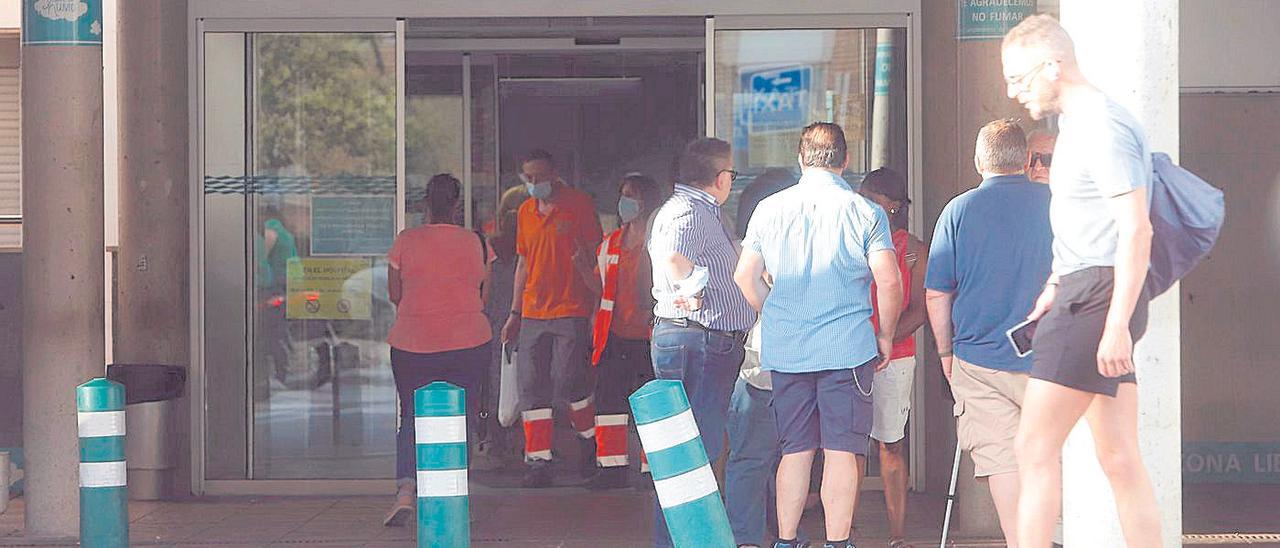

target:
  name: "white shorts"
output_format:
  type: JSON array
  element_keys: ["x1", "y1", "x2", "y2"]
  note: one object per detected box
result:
[{"x1": 871, "y1": 356, "x2": 915, "y2": 444}]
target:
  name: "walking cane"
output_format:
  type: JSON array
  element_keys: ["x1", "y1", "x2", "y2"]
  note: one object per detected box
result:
[{"x1": 940, "y1": 442, "x2": 963, "y2": 548}]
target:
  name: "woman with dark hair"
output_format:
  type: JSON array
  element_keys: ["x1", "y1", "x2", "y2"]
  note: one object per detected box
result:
[
  {"x1": 855, "y1": 167, "x2": 929, "y2": 548},
  {"x1": 383, "y1": 173, "x2": 493, "y2": 526},
  {"x1": 586, "y1": 172, "x2": 664, "y2": 489}
]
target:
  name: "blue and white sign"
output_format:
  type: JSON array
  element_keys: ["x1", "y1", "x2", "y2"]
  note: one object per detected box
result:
[
  {"x1": 1183, "y1": 442, "x2": 1280, "y2": 484},
  {"x1": 739, "y1": 66, "x2": 812, "y2": 133},
  {"x1": 310, "y1": 196, "x2": 396, "y2": 256},
  {"x1": 22, "y1": 0, "x2": 103, "y2": 46}
]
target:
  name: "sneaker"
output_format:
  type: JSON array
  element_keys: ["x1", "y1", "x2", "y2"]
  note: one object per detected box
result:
[
  {"x1": 820, "y1": 541, "x2": 856, "y2": 548},
  {"x1": 586, "y1": 467, "x2": 629, "y2": 490},
  {"x1": 772, "y1": 540, "x2": 811, "y2": 548},
  {"x1": 381, "y1": 483, "x2": 415, "y2": 527},
  {"x1": 521, "y1": 461, "x2": 553, "y2": 488}
]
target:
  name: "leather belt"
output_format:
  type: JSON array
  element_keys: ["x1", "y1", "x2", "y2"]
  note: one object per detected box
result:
[{"x1": 657, "y1": 317, "x2": 748, "y2": 344}]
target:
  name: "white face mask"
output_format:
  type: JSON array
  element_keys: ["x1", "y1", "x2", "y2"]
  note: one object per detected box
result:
[{"x1": 618, "y1": 197, "x2": 641, "y2": 224}]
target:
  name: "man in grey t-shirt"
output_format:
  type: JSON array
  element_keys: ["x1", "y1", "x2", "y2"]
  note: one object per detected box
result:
[{"x1": 1002, "y1": 14, "x2": 1161, "y2": 548}]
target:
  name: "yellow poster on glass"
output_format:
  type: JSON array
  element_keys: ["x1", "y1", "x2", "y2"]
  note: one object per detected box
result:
[{"x1": 285, "y1": 257, "x2": 373, "y2": 320}]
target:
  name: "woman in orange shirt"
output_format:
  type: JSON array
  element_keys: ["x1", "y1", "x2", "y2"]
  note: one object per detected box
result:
[
  {"x1": 587, "y1": 173, "x2": 665, "y2": 489},
  {"x1": 383, "y1": 174, "x2": 493, "y2": 526}
]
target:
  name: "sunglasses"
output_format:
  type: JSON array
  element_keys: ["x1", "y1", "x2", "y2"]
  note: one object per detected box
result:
[{"x1": 1030, "y1": 152, "x2": 1053, "y2": 169}]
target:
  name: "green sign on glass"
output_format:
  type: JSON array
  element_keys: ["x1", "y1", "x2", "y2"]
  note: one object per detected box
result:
[
  {"x1": 22, "y1": 0, "x2": 103, "y2": 46},
  {"x1": 957, "y1": 0, "x2": 1037, "y2": 42}
]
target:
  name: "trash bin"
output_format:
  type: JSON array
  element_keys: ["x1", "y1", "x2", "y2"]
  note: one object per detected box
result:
[{"x1": 106, "y1": 364, "x2": 186, "y2": 500}]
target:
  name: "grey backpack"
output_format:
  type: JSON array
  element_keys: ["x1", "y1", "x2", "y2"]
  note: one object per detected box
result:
[{"x1": 1145, "y1": 153, "x2": 1225, "y2": 298}]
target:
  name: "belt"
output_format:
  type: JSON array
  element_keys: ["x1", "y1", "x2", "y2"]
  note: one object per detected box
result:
[{"x1": 657, "y1": 317, "x2": 748, "y2": 343}]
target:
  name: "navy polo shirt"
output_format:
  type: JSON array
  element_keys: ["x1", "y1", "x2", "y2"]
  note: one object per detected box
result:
[{"x1": 924, "y1": 174, "x2": 1053, "y2": 372}]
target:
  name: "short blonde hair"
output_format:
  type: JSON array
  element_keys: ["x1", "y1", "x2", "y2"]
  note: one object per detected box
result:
[
  {"x1": 1002, "y1": 14, "x2": 1077, "y2": 64},
  {"x1": 976, "y1": 119, "x2": 1027, "y2": 174}
]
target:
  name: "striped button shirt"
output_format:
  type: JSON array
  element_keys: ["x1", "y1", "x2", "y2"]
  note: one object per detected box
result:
[
  {"x1": 742, "y1": 169, "x2": 894, "y2": 373},
  {"x1": 648, "y1": 184, "x2": 757, "y2": 332}
]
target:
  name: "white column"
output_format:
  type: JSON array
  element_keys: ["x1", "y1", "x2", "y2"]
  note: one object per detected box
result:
[{"x1": 1059, "y1": 2, "x2": 1182, "y2": 547}]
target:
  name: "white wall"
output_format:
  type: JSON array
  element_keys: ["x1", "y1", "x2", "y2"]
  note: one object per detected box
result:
[{"x1": 1181, "y1": 0, "x2": 1280, "y2": 90}]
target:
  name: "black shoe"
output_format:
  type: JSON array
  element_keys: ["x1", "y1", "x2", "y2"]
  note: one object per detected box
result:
[
  {"x1": 586, "y1": 467, "x2": 629, "y2": 490},
  {"x1": 820, "y1": 541, "x2": 855, "y2": 548},
  {"x1": 772, "y1": 540, "x2": 811, "y2": 548},
  {"x1": 521, "y1": 462, "x2": 553, "y2": 488}
]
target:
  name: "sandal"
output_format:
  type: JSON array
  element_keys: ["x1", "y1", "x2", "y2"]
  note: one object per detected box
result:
[{"x1": 888, "y1": 539, "x2": 914, "y2": 548}]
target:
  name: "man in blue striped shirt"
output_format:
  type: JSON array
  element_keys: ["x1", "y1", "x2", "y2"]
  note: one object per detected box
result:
[
  {"x1": 735, "y1": 122, "x2": 903, "y2": 548},
  {"x1": 647, "y1": 137, "x2": 757, "y2": 548}
]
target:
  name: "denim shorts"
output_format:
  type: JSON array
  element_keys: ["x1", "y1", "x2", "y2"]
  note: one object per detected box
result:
[{"x1": 770, "y1": 360, "x2": 876, "y2": 456}]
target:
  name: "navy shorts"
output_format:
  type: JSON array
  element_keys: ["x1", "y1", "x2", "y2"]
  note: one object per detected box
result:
[{"x1": 771, "y1": 360, "x2": 876, "y2": 456}]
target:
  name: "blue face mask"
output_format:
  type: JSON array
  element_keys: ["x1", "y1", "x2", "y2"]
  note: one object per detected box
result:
[
  {"x1": 618, "y1": 197, "x2": 642, "y2": 224},
  {"x1": 526, "y1": 181, "x2": 553, "y2": 200}
]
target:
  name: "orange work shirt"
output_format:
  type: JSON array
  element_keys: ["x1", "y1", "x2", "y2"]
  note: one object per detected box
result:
[
  {"x1": 516, "y1": 184, "x2": 604, "y2": 320},
  {"x1": 610, "y1": 240, "x2": 653, "y2": 340}
]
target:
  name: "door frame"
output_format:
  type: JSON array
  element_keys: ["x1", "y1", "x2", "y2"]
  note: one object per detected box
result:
[
  {"x1": 189, "y1": 17, "x2": 404, "y2": 496},
  {"x1": 189, "y1": 6, "x2": 924, "y2": 497},
  {"x1": 705, "y1": 13, "x2": 925, "y2": 492}
]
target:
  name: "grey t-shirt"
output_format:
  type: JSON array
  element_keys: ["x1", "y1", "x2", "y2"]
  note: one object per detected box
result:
[{"x1": 1050, "y1": 94, "x2": 1152, "y2": 275}]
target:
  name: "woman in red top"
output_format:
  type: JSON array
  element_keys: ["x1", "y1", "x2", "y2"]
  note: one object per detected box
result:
[
  {"x1": 587, "y1": 173, "x2": 664, "y2": 489},
  {"x1": 383, "y1": 174, "x2": 493, "y2": 526},
  {"x1": 858, "y1": 168, "x2": 929, "y2": 548}
]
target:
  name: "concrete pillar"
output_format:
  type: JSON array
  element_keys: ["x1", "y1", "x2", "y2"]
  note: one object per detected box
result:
[
  {"x1": 20, "y1": 0, "x2": 106, "y2": 538},
  {"x1": 115, "y1": 0, "x2": 189, "y2": 499},
  {"x1": 1059, "y1": 2, "x2": 1182, "y2": 546}
]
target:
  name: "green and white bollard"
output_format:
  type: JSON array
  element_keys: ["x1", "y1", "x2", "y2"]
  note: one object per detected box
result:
[
  {"x1": 415, "y1": 381, "x2": 469, "y2": 548},
  {"x1": 630, "y1": 379, "x2": 734, "y2": 548},
  {"x1": 77, "y1": 378, "x2": 128, "y2": 548}
]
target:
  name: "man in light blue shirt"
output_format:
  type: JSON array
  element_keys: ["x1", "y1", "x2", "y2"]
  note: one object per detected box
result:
[{"x1": 735, "y1": 122, "x2": 903, "y2": 548}]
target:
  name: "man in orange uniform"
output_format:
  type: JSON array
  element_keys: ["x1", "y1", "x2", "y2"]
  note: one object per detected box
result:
[{"x1": 501, "y1": 149, "x2": 604, "y2": 488}]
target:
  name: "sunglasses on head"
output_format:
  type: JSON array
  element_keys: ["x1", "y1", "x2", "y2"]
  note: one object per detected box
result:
[{"x1": 1031, "y1": 152, "x2": 1053, "y2": 169}]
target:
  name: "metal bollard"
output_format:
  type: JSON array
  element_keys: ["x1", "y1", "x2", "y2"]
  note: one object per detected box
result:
[
  {"x1": 415, "y1": 381, "x2": 469, "y2": 548},
  {"x1": 77, "y1": 378, "x2": 129, "y2": 548},
  {"x1": 630, "y1": 379, "x2": 734, "y2": 548}
]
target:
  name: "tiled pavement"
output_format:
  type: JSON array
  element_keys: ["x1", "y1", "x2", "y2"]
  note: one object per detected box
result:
[{"x1": 0, "y1": 484, "x2": 1276, "y2": 546}]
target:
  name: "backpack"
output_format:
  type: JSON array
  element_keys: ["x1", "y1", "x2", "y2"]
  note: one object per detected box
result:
[{"x1": 1145, "y1": 153, "x2": 1225, "y2": 298}]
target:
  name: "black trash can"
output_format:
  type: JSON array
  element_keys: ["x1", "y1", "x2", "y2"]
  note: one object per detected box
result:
[{"x1": 105, "y1": 364, "x2": 186, "y2": 500}]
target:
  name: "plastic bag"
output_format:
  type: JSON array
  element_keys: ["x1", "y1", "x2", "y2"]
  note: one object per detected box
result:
[{"x1": 497, "y1": 344, "x2": 521, "y2": 427}]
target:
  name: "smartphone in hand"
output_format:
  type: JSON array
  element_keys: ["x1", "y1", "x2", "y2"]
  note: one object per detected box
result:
[{"x1": 1006, "y1": 318, "x2": 1039, "y2": 358}]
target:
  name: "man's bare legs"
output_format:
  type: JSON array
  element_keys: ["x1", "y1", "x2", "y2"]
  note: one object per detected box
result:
[
  {"x1": 878, "y1": 440, "x2": 909, "y2": 541},
  {"x1": 986, "y1": 472, "x2": 1021, "y2": 547},
  {"x1": 821, "y1": 449, "x2": 859, "y2": 542},
  {"x1": 1084, "y1": 383, "x2": 1162, "y2": 548},
  {"x1": 777, "y1": 449, "x2": 862, "y2": 544},
  {"x1": 1014, "y1": 379, "x2": 1092, "y2": 547},
  {"x1": 776, "y1": 450, "x2": 816, "y2": 541}
]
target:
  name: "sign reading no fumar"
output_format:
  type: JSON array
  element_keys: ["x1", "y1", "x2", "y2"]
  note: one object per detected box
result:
[
  {"x1": 958, "y1": 0, "x2": 1037, "y2": 42},
  {"x1": 23, "y1": 0, "x2": 103, "y2": 46}
]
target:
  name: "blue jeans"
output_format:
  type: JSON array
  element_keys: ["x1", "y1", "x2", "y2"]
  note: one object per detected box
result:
[
  {"x1": 649, "y1": 321, "x2": 745, "y2": 548},
  {"x1": 725, "y1": 378, "x2": 780, "y2": 547}
]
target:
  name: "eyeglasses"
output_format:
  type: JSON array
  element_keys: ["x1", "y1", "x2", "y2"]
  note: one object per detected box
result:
[
  {"x1": 1005, "y1": 61, "x2": 1049, "y2": 94},
  {"x1": 1030, "y1": 152, "x2": 1053, "y2": 169},
  {"x1": 718, "y1": 169, "x2": 740, "y2": 182}
]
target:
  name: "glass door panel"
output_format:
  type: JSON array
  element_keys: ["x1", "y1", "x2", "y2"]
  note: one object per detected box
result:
[
  {"x1": 712, "y1": 23, "x2": 911, "y2": 484},
  {"x1": 248, "y1": 32, "x2": 399, "y2": 479},
  {"x1": 713, "y1": 27, "x2": 908, "y2": 235}
]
